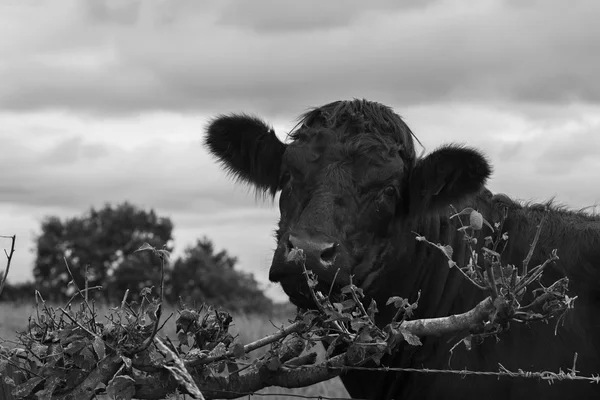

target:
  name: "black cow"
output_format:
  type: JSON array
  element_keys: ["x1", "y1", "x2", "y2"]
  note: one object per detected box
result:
[{"x1": 205, "y1": 99, "x2": 600, "y2": 399}]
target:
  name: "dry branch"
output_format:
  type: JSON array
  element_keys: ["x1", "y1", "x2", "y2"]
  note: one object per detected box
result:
[
  {"x1": 134, "y1": 351, "x2": 347, "y2": 399},
  {"x1": 399, "y1": 296, "x2": 496, "y2": 337}
]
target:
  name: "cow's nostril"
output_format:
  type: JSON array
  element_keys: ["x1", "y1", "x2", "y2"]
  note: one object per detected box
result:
[
  {"x1": 288, "y1": 235, "x2": 298, "y2": 251},
  {"x1": 320, "y1": 243, "x2": 337, "y2": 263},
  {"x1": 285, "y1": 233, "x2": 337, "y2": 265},
  {"x1": 286, "y1": 235, "x2": 304, "y2": 251}
]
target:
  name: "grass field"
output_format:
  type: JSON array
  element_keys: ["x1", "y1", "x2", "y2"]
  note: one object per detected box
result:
[{"x1": 0, "y1": 301, "x2": 350, "y2": 400}]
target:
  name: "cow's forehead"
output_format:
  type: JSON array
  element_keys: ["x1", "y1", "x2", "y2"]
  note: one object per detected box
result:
[
  {"x1": 289, "y1": 99, "x2": 418, "y2": 166},
  {"x1": 284, "y1": 131, "x2": 405, "y2": 191},
  {"x1": 288, "y1": 129, "x2": 403, "y2": 160}
]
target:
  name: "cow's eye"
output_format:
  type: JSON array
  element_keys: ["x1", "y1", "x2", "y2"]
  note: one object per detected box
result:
[
  {"x1": 279, "y1": 171, "x2": 291, "y2": 188},
  {"x1": 383, "y1": 186, "x2": 397, "y2": 198}
]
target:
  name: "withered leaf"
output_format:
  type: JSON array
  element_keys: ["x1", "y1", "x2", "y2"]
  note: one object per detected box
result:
[
  {"x1": 231, "y1": 342, "x2": 245, "y2": 359},
  {"x1": 106, "y1": 375, "x2": 136, "y2": 400},
  {"x1": 12, "y1": 376, "x2": 44, "y2": 398},
  {"x1": 92, "y1": 336, "x2": 105, "y2": 360},
  {"x1": 399, "y1": 327, "x2": 422, "y2": 346}
]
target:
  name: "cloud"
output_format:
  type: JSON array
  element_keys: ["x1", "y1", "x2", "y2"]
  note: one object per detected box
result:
[
  {"x1": 0, "y1": 112, "x2": 278, "y2": 214},
  {"x1": 1, "y1": 0, "x2": 600, "y2": 116},
  {"x1": 533, "y1": 128, "x2": 600, "y2": 175},
  {"x1": 83, "y1": 0, "x2": 143, "y2": 25},
  {"x1": 39, "y1": 136, "x2": 111, "y2": 165},
  {"x1": 0, "y1": 139, "x2": 251, "y2": 212},
  {"x1": 216, "y1": 0, "x2": 435, "y2": 33}
]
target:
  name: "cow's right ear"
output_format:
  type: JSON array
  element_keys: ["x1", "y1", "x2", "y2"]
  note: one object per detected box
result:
[
  {"x1": 204, "y1": 114, "x2": 287, "y2": 197},
  {"x1": 404, "y1": 144, "x2": 491, "y2": 215}
]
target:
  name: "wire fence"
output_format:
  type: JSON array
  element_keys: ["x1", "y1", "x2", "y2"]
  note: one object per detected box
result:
[
  {"x1": 210, "y1": 391, "x2": 363, "y2": 400},
  {"x1": 205, "y1": 361, "x2": 600, "y2": 400},
  {"x1": 329, "y1": 363, "x2": 600, "y2": 384}
]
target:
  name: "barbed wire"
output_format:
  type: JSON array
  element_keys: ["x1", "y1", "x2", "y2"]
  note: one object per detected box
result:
[
  {"x1": 203, "y1": 362, "x2": 600, "y2": 400},
  {"x1": 328, "y1": 363, "x2": 600, "y2": 384},
  {"x1": 207, "y1": 390, "x2": 367, "y2": 400}
]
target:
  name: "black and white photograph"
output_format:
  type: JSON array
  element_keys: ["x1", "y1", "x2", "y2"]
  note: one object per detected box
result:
[{"x1": 1, "y1": 1, "x2": 599, "y2": 399}]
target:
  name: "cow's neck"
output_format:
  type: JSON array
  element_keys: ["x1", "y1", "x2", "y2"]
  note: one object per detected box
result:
[
  {"x1": 371, "y1": 192, "x2": 600, "y2": 328},
  {"x1": 371, "y1": 210, "x2": 487, "y2": 327}
]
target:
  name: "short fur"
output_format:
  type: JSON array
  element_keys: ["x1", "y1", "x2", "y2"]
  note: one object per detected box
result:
[{"x1": 204, "y1": 99, "x2": 600, "y2": 400}]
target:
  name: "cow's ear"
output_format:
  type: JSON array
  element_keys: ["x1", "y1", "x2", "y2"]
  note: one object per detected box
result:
[
  {"x1": 405, "y1": 145, "x2": 491, "y2": 214},
  {"x1": 205, "y1": 114, "x2": 287, "y2": 197}
]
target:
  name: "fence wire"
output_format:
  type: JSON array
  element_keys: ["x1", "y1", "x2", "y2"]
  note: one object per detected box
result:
[
  {"x1": 203, "y1": 361, "x2": 600, "y2": 400},
  {"x1": 328, "y1": 363, "x2": 600, "y2": 384}
]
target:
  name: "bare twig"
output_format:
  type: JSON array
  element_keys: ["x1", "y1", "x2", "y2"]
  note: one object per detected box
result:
[
  {"x1": 64, "y1": 286, "x2": 103, "y2": 309},
  {"x1": 328, "y1": 268, "x2": 340, "y2": 299},
  {"x1": 448, "y1": 206, "x2": 487, "y2": 284},
  {"x1": 0, "y1": 234, "x2": 16, "y2": 297},
  {"x1": 414, "y1": 233, "x2": 488, "y2": 291},
  {"x1": 522, "y1": 207, "x2": 549, "y2": 276},
  {"x1": 300, "y1": 262, "x2": 349, "y2": 335},
  {"x1": 347, "y1": 279, "x2": 374, "y2": 326},
  {"x1": 63, "y1": 257, "x2": 96, "y2": 332},
  {"x1": 285, "y1": 352, "x2": 318, "y2": 367},
  {"x1": 121, "y1": 289, "x2": 130, "y2": 309},
  {"x1": 58, "y1": 307, "x2": 99, "y2": 340},
  {"x1": 514, "y1": 250, "x2": 559, "y2": 295},
  {"x1": 483, "y1": 256, "x2": 499, "y2": 300}
]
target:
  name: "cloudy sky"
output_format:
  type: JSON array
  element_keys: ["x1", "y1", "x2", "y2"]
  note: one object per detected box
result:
[{"x1": 1, "y1": 0, "x2": 599, "y2": 302}]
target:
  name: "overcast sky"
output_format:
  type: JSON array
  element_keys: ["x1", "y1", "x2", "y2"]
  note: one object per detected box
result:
[{"x1": 2, "y1": 0, "x2": 599, "y2": 302}]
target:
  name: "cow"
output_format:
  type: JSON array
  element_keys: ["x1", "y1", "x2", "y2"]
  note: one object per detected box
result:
[{"x1": 204, "y1": 99, "x2": 600, "y2": 399}]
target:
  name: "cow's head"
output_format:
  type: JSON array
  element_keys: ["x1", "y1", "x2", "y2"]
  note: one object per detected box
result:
[{"x1": 205, "y1": 100, "x2": 491, "y2": 308}]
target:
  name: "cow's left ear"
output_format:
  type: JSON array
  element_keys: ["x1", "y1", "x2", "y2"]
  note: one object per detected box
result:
[
  {"x1": 205, "y1": 114, "x2": 287, "y2": 197},
  {"x1": 405, "y1": 145, "x2": 492, "y2": 214}
]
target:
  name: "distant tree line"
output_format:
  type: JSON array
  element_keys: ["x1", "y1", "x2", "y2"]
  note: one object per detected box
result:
[{"x1": 1, "y1": 202, "x2": 274, "y2": 314}]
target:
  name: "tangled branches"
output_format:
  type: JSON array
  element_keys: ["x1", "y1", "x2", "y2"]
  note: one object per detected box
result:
[{"x1": 0, "y1": 207, "x2": 582, "y2": 399}]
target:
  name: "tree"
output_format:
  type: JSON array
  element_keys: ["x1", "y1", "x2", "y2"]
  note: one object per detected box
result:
[
  {"x1": 169, "y1": 237, "x2": 273, "y2": 314},
  {"x1": 33, "y1": 202, "x2": 174, "y2": 302}
]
